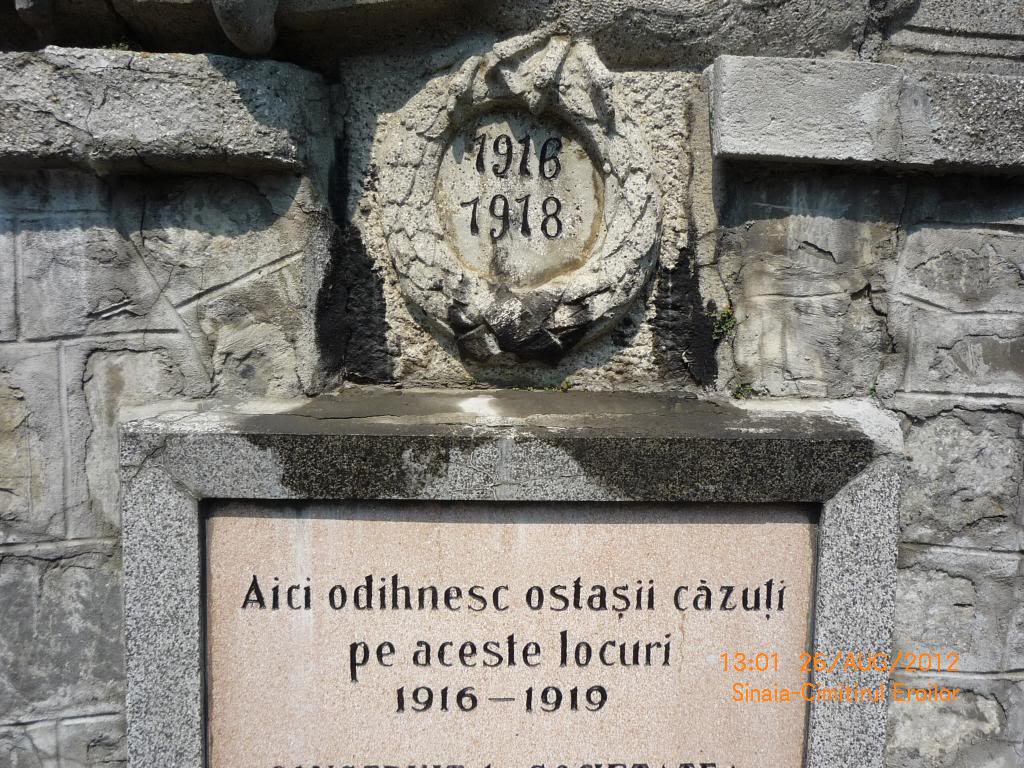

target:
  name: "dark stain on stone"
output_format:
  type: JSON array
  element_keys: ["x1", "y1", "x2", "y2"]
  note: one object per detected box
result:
[
  {"x1": 561, "y1": 433, "x2": 875, "y2": 504},
  {"x1": 315, "y1": 138, "x2": 391, "y2": 383},
  {"x1": 651, "y1": 248, "x2": 718, "y2": 385},
  {"x1": 243, "y1": 426, "x2": 875, "y2": 505},
  {"x1": 244, "y1": 432, "x2": 459, "y2": 500},
  {"x1": 236, "y1": 389, "x2": 878, "y2": 505}
]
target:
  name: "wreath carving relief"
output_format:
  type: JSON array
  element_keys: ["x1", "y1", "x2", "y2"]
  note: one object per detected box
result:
[{"x1": 380, "y1": 34, "x2": 660, "y2": 363}]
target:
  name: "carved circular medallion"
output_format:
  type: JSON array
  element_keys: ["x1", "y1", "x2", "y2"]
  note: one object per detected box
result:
[
  {"x1": 435, "y1": 111, "x2": 604, "y2": 289},
  {"x1": 380, "y1": 35, "x2": 660, "y2": 363}
]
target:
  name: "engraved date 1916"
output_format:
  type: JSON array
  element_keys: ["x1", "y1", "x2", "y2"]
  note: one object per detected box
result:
[{"x1": 459, "y1": 132, "x2": 564, "y2": 241}]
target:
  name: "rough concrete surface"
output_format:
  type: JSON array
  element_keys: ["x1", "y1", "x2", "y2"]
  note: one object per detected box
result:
[{"x1": 889, "y1": 0, "x2": 1024, "y2": 61}]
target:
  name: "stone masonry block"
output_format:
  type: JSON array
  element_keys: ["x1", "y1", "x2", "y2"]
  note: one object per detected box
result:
[
  {"x1": 17, "y1": 214, "x2": 178, "y2": 340},
  {"x1": 896, "y1": 226, "x2": 1024, "y2": 314},
  {"x1": 712, "y1": 56, "x2": 905, "y2": 167},
  {"x1": 130, "y1": 176, "x2": 309, "y2": 308},
  {"x1": 899, "y1": 310, "x2": 1024, "y2": 397},
  {"x1": 887, "y1": 676, "x2": 1024, "y2": 768},
  {"x1": 718, "y1": 172, "x2": 901, "y2": 397},
  {"x1": 0, "y1": 47, "x2": 330, "y2": 174},
  {"x1": 896, "y1": 547, "x2": 1023, "y2": 674},
  {"x1": 63, "y1": 337, "x2": 212, "y2": 539},
  {"x1": 732, "y1": 293, "x2": 887, "y2": 398},
  {"x1": 0, "y1": 542, "x2": 124, "y2": 721},
  {"x1": 899, "y1": 0, "x2": 1024, "y2": 39},
  {"x1": 0, "y1": 721, "x2": 58, "y2": 768},
  {"x1": 710, "y1": 56, "x2": 1024, "y2": 173},
  {"x1": 902, "y1": 410, "x2": 1023, "y2": 551},
  {"x1": 192, "y1": 257, "x2": 311, "y2": 397},
  {"x1": 0, "y1": 345, "x2": 64, "y2": 544},
  {"x1": 0, "y1": 223, "x2": 14, "y2": 341},
  {"x1": 57, "y1": 715, "x2": 126, "y2": 768},
  {"x1": 912, "y1": 70, "x2": 1024, "y2": 172},
  {"x1": 890, "y1": 0, "x2": 1024, "y2": 59},
  {"x1": 484, "y1": 0, "x2": 896, "y2": 70},
  {"x1": 718, "y1": 177, "x2": 903, "y2": 298}
]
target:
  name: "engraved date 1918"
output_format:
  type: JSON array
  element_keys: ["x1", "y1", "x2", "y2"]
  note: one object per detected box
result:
[{"x1": 459, "y1": 132, "x2": 564, "y2": 241}]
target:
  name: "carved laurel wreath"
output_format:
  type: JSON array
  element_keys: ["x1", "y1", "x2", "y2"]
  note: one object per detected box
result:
[{"x1": 380, "y1": 34, "x2": 660, "y2": 363}]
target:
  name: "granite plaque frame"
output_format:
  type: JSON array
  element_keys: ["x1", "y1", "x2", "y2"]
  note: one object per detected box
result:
[{"x1": 120, "y1": 391, "x2": 901, "y2": 768}]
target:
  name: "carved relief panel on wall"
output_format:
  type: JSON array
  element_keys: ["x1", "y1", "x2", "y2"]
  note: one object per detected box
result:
[{"x1": 380, "y1": 34, "x2": 661, "y2": 363}]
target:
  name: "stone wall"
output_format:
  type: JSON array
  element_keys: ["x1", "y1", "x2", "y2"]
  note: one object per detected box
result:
[{"x1": 1, "y1": 2, "x2": 1023, "y2": 766}]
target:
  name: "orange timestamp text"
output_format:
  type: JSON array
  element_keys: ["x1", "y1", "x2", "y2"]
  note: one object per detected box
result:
[{"x1": 720, "y1": 650, "x2": 960, "y2": 674}]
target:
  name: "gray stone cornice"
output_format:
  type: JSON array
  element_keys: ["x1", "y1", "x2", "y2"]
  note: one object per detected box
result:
[
  {"x1": 120, "y1": 390, "x2": 894, "y2": 503},
  {"x1": 709, "y1": 55, "x2": 1024, "y2": 175},
  {"x1": 0, "y1": 46, "x2": 332, "y2": 175}
]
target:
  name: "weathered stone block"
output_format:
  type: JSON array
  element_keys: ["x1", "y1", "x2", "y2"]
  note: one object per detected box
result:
[
  {"x1": 0, "y1": 224, "x2": 14, "y2": 341},
  {"x1": 912, "y1": 70, "x2": 1024, "y2": 173},
  {"x1": 0, "y1": 345, "x2": 64, "y2": 544},
  {"x1": 710, "y1": 56, "x2": 1024, "y2": 173},
  {"x1": 57, "y1": 715, "x2": 126, "y2": 768},
  {"x1": 900, "y1": 310, "x2": 1024, "y2": 397},
  {"x1": 17, "y1": 214, "x2": 178, "y2": 340},
  {"x1": 0, "y1": 721, "x2": 58, "y2": 768},
  {"x1": 717, "y1": 172, "x2": 901, "y2": 397},
  {"x1": 733, "y1": 294, "x2": 888, "y2": 397},
  {"x1": 886, "y1": 180, "x2": 1024, "y2": 415},
  {"x1": 193, "y1": 258, "x2": 311, "y2": 397},
  {"x1": 901, "y1": 0, "x2": 1024, "y2": 38},
  {"x1": 896, "y1": 547, "x2": 1023, "y2": 673},
  {"x1": 711, "y1": 56, "x2": 905, "y2": 167},
  {"x1": 890, "y1": 0, "x2": 1024, "y2": 59},
  {"x1": 896, "y1": 226, "x2": 1024, "y2": 314},
  {"x1": 63, "y1": 338, "x2": 211, "y2": 538},
  {"x1": 887, "y1": 676, "x2": 1024, "y2": 768},
  {"x1": 118, "y1": 174, "x2": 320, "y2": 395},
  {"x1": 130, "y1": 176, "x2": 310, "y2": 308},
  {"x1": 0, "y1": 47, "x2": 330, "y2": 174},
  {"x1": 486, "y1": 0, "x2": 894, "y2": 69},
  {"x1": 0, "y1": 542, "x2": 124, "y2": 721},
  {"x1": 902, "y1": 410, "x2": 1023, "y2": 551}
]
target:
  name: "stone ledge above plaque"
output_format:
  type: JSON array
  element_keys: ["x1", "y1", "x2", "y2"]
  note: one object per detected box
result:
[
  {"x1": 380, "y1": 36, "x2": 660, "y2": 364},
  {"x1": 120, "y1": 392, "x2": 901, "y2": 768}
]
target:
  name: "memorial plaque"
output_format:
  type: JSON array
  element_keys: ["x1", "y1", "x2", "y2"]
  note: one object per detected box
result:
[{"x1": 205, "y1": 501, "x2": 817, "y2": 768}]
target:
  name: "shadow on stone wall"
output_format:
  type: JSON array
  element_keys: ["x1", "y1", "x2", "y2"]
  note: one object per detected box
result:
[{"x1": 314, "y1": 137, "x2": 392, "y2": 384}]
